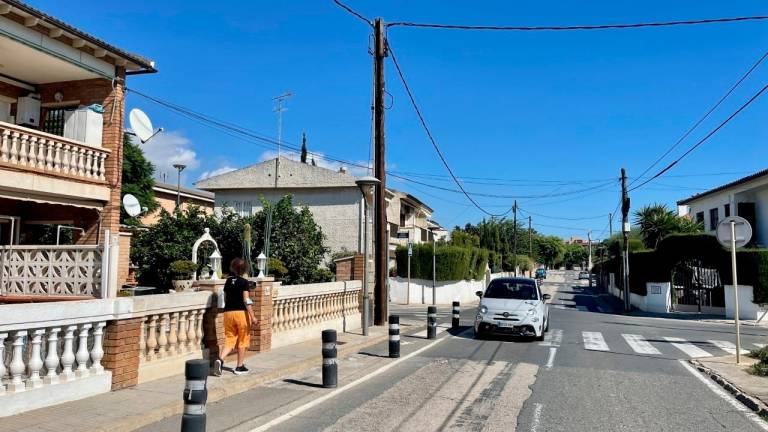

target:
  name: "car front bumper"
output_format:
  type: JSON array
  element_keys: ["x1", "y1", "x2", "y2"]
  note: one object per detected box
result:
[{"x1": 474, "y1": 314, "x2": 543, "y2": 337}]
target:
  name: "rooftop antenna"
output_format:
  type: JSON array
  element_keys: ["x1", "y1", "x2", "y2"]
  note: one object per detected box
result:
[{"x1": 272, "y1": 92, "x2": 292, "y2": 157}]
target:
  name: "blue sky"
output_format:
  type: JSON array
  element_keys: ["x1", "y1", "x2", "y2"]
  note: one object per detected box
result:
[{"x1": 29, "y1": 1, "x2": 768, "y2": 240}]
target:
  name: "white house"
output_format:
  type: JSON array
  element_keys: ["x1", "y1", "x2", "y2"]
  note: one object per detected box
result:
[{"x1": 677, "y1": 168, "x2": 768, "y2": 247}]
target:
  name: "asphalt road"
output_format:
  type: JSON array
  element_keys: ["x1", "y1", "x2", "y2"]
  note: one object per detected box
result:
[{"x1": 140, "y1": 271, "x2": 768, "y2": 431}]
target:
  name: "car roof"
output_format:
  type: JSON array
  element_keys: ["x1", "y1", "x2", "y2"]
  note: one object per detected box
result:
[{"x1": 491, "y1": 277, "x2": 537, "y2": 284}]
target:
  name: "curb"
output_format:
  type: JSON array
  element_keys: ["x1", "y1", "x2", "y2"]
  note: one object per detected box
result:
[
  {"x1": 104, "y1": 331, "x2": 393, "y2": 432},
  {"x1": 689, "y1": 359, "x2": 768, "y2": 417}
]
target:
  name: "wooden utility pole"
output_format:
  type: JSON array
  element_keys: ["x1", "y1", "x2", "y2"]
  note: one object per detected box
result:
[
  {"x1": 608, "y1": 213, "x2": 613, "y2": 238},
  {"x1": 512, "y1": 200, "x2": 518, "y2": 277},
  {"x1": 528, "y1": 216, "x2": 533, "y2": 276},
  {"x1": 373, "y1": 18, "x2": 388, "y2": 325},
  {"x1": 620, "y1": 168, "x2": 630, "y2": 312}
]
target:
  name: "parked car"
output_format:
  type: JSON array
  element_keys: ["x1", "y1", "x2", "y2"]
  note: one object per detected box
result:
[
  {"x1": 535, "y1": 268, "x2": 547, "y2": 280},
  {"x1": 474, "y1": 277, "x2": 550, "y2": 340},
  {"x1": 578, "y1": 271, "x2": 590, "y2": 280}
]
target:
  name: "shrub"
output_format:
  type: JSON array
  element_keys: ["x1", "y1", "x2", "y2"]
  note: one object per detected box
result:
[
  {"x1": 395, "y1": 244, "x2": 485, "y2": 281},
  {"x1": 312, "y1": 267, "x2": 335, "y2": 283},
  {"x1": 169, "y1": 260, "x2": 197, "y2": 280},
  {"x1": 268, "y1": 257, "x2": 288, "y2": 279}
]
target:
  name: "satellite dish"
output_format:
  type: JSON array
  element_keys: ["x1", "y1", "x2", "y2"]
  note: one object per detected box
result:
[
  {"x1": 129, "y1": 108, "x2": 155, "y2": 143},
  {"x1": 122, "y1": 194, "x2": 142, "y2": 217}
]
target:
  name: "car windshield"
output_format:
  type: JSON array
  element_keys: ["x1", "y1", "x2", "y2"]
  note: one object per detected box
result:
[{"x1": 484, "y1": 279, "x2": 538, "y2": 300}]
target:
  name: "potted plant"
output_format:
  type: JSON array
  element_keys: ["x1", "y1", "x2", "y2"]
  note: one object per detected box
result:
[{"x1": 170, "y1": 260, "x2": 197, "y2": 292}]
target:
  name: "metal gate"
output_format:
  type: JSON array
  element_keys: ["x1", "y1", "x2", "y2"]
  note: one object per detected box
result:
[{"x1": 670, "y1": 259, "x2": 724, "y2": 312}]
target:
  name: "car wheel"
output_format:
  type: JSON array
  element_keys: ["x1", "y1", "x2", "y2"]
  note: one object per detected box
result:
[
  {"x1": 535, "y1": 332, "x2": 545, "y2": 341},
  {"x1": 474, "y1": 328, "x2": 484, "y2": 340}
]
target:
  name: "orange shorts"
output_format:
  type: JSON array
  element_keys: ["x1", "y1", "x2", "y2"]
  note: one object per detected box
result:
[{"x1": 223, "y1": 311, "x2": 251, "y2": 349}]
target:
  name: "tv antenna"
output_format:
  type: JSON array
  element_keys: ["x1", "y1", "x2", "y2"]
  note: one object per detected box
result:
[
  {"x1": 128, "y1": 108, "x2": 163, "y2": 144},
  {"x1": 272, "y1": 92, "x2": 293, "y2": 157}
]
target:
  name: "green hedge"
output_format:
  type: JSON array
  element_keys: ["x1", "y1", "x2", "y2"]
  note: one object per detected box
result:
[{"x1": 395, "y1": 244, "x2": 487, "y2": 281}]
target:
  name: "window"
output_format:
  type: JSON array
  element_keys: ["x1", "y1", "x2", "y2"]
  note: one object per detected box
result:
[
  {"x1": 695, "y1": 212, "x2": 704, "y2": 224},
  {"x1": 709, "y1": 208, "x2": 719, "y2": 230},
  {"x1": 724, "y1": 204, "x2": 730, "y2": 218},
  {"x1": 484, "y1": 279, "x2": 538, "y2": 300},
  {"x1": 421, "y1": 228, "x2": 427, "y2": 242}
]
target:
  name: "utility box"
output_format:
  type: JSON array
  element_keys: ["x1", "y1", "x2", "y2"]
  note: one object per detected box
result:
[
  {"x1": 64, "y1": 108, "x2": 103, "y2": 147},
  {"x1": 15, "y1": 95, "x2": 41, "y2": 127}
]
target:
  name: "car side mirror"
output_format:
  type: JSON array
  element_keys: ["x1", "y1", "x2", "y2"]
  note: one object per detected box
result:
[
  {"x1": 475, "y1": 290, "x2": 483, "y2": 298},
  {"x1": 542, "y1": 294, "x2": 551, "y2": 301}
]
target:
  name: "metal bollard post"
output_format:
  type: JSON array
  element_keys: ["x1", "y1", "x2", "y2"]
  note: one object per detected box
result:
[
  {"x1": 181, "y1": 359, "x2": 208, "y2": 432},
  {"x1": 427, "y1": 306, "x2": 437, "y2": 339},
  {"x1": 452, "y1": 301, "x2": 460, "y2": 329},
  {"x1": 389, "y1": 315, "x2": 400, "y2": 358},
  {"x1": 322, "y1": 329, "x2": 337, "y2": 388}
]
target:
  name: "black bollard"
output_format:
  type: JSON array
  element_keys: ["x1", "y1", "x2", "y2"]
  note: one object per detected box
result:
[
  {"x1": 181, "y1": 359, "x2": 208, "y2": 432},
  {"x1": 427, "y1": 306, "x2": 437, "y2": 339},
  {"x1": 322, "y1": 329, "x2": 337, "y2": 388},
  {"x1": 452, "y1": 301, "x2": 460, "y2": 329},
  {"x1": 389, "y1": 315, "x2": 400, "y2": 358}
]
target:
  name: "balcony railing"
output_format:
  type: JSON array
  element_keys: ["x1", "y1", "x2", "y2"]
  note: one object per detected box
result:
[{"x1": 0, "y1": 121, "x2": 109, "y2": 181}]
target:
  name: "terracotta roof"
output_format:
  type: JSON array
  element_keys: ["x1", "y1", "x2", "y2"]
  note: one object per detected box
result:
[{"x1": 677, "y1": 168, "x2": 768, "y2": 205}]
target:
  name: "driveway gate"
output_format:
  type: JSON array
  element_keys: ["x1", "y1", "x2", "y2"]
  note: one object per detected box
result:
[{"x1": 670, "y1": 259, "x2": 724, "y2": 313}]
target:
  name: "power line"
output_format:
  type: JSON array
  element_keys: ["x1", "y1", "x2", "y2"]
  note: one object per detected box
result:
[
  {"x1": 332, "y1": 0, "x2": 372, "y2": 26},
  {"x1": 517, "y1": 206, "x2": 607, "y2": 221},
  {"x1": 387, "y1": 15, "x2": 768, "y2": 32},
  {"x1": 629, "y1": 49, "x2": 768, "y2": 187},
  {"x1": 629, "y1": 83, "x2": 768, "y2": 192}
]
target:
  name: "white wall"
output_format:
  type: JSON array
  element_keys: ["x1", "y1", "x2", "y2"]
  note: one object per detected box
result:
[{"x1": 389, "y1": 277, "x2": 485, "y2": 305}]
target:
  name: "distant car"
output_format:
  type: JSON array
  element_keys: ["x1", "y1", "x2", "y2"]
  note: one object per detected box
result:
[
  {"x1": 535, "y1": 268, "x2": 547, "y2": 280},
  {"x1": 578, "y1": 271, "x2": 590, "y2": 280},
  {"x1": 474, "y1": 277, "x2": 550, "y2": 340}
]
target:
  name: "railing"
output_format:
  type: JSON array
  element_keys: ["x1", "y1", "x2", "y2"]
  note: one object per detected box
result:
[
  {"x1": 272, "y1": 281, "x2": 362, "y2": 347},
  {"x1": 0, "y1": 245, "x2": 103, "y2": 298},
  {"x1": 0, "y1": 121, "x2": 109, "y2": 181}
]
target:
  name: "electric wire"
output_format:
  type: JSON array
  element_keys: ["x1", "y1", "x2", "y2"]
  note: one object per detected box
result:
[
  {"x1": 332, "y1": 0, "x2": 372, "y2": 26},
  {"x1": 516, "y1": 206, "x2": 607, "y2": 221}
]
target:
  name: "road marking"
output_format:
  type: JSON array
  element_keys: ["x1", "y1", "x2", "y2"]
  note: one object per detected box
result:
[
  {"x1": 622, "y1": 334, "x2": 661, "y2": 355},
  {"x1": 248, "y1": 328, "x2": 466, "y2": 432},
  {"x1": 709, "y1": 340, "x2": 749, "y2": 355},
  {"x1": 545, "y1": 347, "x2": 557, "y2": 370},
  {"x1": 582, "y1": 331, "x2": 609, "y2": 351},
  {"x1": 412, "y1": 326, "x2": 448, "y2": 338},
  {"x1": 575, "y1": 306, "x2": 588, "y2": 312},
  {"x1": 755, "y1": 343, "x2": 766, "y2": 348},
  {"x1": 664, "y1": 337, "x2": 713, "y2": 358},
  {"x1": 679, "y1": 359, "x2": 768, "y2": 431},
  {"x1": 539, "y1": 329, "x2": 563, "y2": 347},
  {"x1": 553, "y1": 305, "x2": 567, "y2": 310},
  {"x1": 531, "y1": 402, "x2": 544, "y2": 432}
]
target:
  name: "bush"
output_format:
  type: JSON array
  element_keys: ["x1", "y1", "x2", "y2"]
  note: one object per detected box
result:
[
  {"x1": 395, "y1": 244, "x2": 485, "y2": 281},
  {"x1": 312, "y1": 267, "x2": 335, "y2": 282},
  {"x1": 750, "y1": 346, "x2": 768, "y2": 376},
  {"x1": 268, "y1": 258, "x2": 288, "y2": 279},
  {"x1": 169, "y1": 260, "x2": 197, "y2": 280},
  {"x1": 727, "y1": 249, "x2": 768, "y2": 304}
]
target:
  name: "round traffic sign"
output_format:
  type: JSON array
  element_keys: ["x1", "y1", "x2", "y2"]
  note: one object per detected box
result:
[{"x1": 716, "y1": 216, "x2": 753, "y2": 248}]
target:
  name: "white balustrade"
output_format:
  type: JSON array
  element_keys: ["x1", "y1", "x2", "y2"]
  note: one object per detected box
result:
[
  {"x1": 60, "y1": 325, "x2": 76, "y2": 382},
  {"x1": 137, "y1": 308, "x2": 207, "y2": 364},
  {"x1": 75, "y1": 324, "x2": 92, "y2": 378},
  {"x1": 0, "y1": 333, "x2": 6, "y2": 395},
  {"x1": 0, "y1": 121, "x2": 109, "y2": 180},
  {"x1": 44, "y1": 327, "x2": 60, "y2": 385},
  {"x1": 0, "y1": 245, "x2": 103, "y2": 297},
  {"x1": 27, "y1": 329, "x2": 44, "y2": 389},
  {"x1": 272, "y1": 282, "x2": 362, "y2": 334}
]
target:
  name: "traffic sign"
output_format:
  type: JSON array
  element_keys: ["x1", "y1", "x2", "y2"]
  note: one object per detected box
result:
[
  {"x1": 716, "y1": 216, "x2": 752, "y2": 248},
  {"x1": 407, "y1": 242, "x2": 413, "y2": 257}
]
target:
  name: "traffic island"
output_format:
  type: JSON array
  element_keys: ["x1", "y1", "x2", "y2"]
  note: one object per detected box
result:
[{"x1": 691, "y1": 355, "x2": 768, "y2": 417}]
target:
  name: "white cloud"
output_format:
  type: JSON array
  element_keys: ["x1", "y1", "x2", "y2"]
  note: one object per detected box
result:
[
  {"x1": 257, "y1": 150, "x2": 372, "y2": 177},
  {"x1": 198, "y1": 165, "x2": 237, "y2": 181},
  {"x1": 139, "y1": 131, "x2": 200, "y2": 182}
]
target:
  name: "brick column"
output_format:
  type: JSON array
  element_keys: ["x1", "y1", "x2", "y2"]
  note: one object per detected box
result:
[
  {"x1": 249, "y1": 277, "x2": 274, "y2": 352},
  {"x1": 103, "y1": 318, "x2": 141, "y2": 390},
  {"x1": 202, "y1": 290, "x2": 225, "y2": 364}
]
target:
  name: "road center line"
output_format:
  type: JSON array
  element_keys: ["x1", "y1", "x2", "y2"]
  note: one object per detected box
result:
[
  {"x1": 678, "y1": 360, "x2": 768, "y2": 431},
  {"x1": 531, "y1": 402, "x2": 544, "y2": 432},
  {"x1": 248, "y1": 328, "x2": 468, "y2": 432},
  {"x1": 545, "y1": 347, "x2": 557, "y2": 370}
]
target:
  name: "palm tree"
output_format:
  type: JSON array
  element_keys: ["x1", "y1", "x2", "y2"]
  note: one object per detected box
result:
[{"x1": 634, "y1": 204, "x2": 677, "y2": 249}]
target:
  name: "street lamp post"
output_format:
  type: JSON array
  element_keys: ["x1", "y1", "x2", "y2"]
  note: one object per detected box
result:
[
  {"x1": 356, "y1": 176, "x2": 380, "y2": 337},
  {"x1": 173, "y1": 164, "x2": 186, "y2": 212},
  {"x1": 428, "y1": 226, "x2": 438, "y2": 306}
]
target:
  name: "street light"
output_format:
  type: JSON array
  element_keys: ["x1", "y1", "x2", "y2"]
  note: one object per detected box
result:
[
  {"x1": 256, "y1": 252, "x2": 267, "y2": 279},
  {"x1": 356, "y1": 176, "x2": 380, "y2": 337},
  {"x1": 428, "y1": 226, "x2": 438, "y2": 306},
  {"x1": 172, "y1": 164, "x2": 186, "y2": 212}
]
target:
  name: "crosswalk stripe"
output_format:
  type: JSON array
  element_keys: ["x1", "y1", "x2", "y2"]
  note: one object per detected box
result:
[
  {"x1": 582, "y1": 331, "x2": 609, "y2": 351},
  {"x1": 622, "y1": 334, "x2": 661, "y2": 355},
  {"x1": 575, "y1": 306, "x2": 588, "y2": 312},
  {"x1": 539, "y1": 329, "x2": 563, "y2": 347},
  {"x1": 708, "y1": 340, "x2": 749, "y2": 355},
  {"x1": 664, "y1": 337, "x2": 713, "y2": 358},
  {"x1": 755, "y1": 343, "x2": 766, "y2": 348}
]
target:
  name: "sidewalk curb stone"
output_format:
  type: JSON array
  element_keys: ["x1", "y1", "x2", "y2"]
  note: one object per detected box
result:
[{"x1": 690, "y1": 359, "x2": 768, "y2": 418}]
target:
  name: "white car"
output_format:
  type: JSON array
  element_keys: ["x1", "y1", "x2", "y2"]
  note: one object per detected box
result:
[{"x1": 474, "y1": 277, "x2": 550, "y2": 340}]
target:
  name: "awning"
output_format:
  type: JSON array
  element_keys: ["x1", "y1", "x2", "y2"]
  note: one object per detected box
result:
[{"x1": 0, "y1": 189, "x2": 103, "y2": 210}]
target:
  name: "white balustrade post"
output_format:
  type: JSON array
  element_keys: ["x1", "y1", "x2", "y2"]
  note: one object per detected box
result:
[
  {"x1": 90, "y1": 322, "x2": 106, "y2": 374},
  {"x1": 195, "y1": 308, "x2": 205, "y2": 349},
  {"x1": 26, "y1": 329, "x2": 45, "y2": 389},
  {"x1": 60, "y1": 325, "x2": 77, "y2": 381},
  {"x1": 44, "y1": 327, "x2": 61, "y2": 385},
  {"x1": 53, "y1": 142, "x2": 62, "y2": 172},
  {"x1": 0, "y1": 332, "x2": 6, "y2": 394},
  {"x1": 8, "y1": 330, "x2": 27, "y2": 392},
  {"x1": 9, "y1": 131, "x2": 19, "y2": 163},
  {"x1": 0, "y1": 129, "x2": 9, "y2": 162},
  {"x1": 168, "y1": 312, "x2": 179, "y2": 355},
  {"x1": 157, "y1": 314, "x2": 169, "y2": 359},
  {"x1": 75, "y1": 323, "x2": 92, "y2": 377},
  {"x1": 146, "y1": 315, "x2": 158, "y2": 361},
  {"x1": 178, "y1": 311, "x2": 188, "y2": 354},
  {"x1": 138, "y1": 317, "x2": 147, "y2": 363},
  {"x1": 186, "y1": 310, "x2": 197, "y2": 352}
]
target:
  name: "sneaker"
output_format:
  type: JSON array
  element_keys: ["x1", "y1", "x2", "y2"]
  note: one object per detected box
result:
[
  {"x1": 234, "y1": 365, "x2": 250, "y2": 375},
  {"x1": 212, "y1": 359, "x2": 222, "y2": 377}
]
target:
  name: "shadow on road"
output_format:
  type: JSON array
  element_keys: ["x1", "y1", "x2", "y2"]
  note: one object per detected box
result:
[{"x1": 282, "y1": 378, "x2": 325, "y2": 388}]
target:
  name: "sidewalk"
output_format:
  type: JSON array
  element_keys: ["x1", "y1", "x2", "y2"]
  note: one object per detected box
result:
[
  {"x1": 693, "y1": 355, "x2": 768, "y2": 415},
  {"x1": 0, "y1": 327, "x2": 392, "y2": 432}
]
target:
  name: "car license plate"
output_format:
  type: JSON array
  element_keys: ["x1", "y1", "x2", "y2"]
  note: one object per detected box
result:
[{"x1": 496, "y1": 321, "x2": 515, "y2": 328}]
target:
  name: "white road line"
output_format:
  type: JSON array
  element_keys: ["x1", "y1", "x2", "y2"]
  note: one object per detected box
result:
[
  {"x1": 622, "y1": 334, "x2": 661, "y2": 355},
  {"x1": 755, "y1": 343, "x2": 766, "y2": 348},
  {"x1": 664, "y1": 337, "x2": 713, "y2": 358},
  {"x1": 709, "y1": 340, "x2": 749, "y2": 355},
  {"x1": 582, "y1": 331, "x2": 609, "y2": 351},
  {"x1": 678, "y1": 359, "x2": 768, "y2": 431},
  {"x1": 539, "y1": 329, "x2": 563, "y2": 347},
  {"x1": 531, "y1": 402, "x2": 544, "y2": 432},
  {"x1": 545, "y1": 347, "x2": 557, "y2": 370},
  {"x1": 412, "y1": 326, "x2": 448, "y2": 339},
  {"x1": 248, "y1": 329, "x2": 467, "y2": 432},
  {"x1": 575, "y1": 305, "x2": 588, "y2": 312}
]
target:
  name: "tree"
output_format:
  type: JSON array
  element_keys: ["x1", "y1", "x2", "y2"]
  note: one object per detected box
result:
[
  {"x1": 537, "y1": 236, "x2": 565, "y2": 269},
  {"x1": 562, "y1": 243, "x2": 588, "y2": 269},
  {"x1": 634, "y1": 203, "x2": 702, "y2": 249},
  {"x1": 449, "y1": 228, "x2": 480, "y2": 248},
  {"x1": 121, "y1": 133, "x2": 158, "y2": 223},
  {"x1": 300, "y1": 133, "x2": 308, "y2": 163}
]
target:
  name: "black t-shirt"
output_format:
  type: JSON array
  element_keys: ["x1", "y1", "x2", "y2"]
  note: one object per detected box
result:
[{"x1": 223, "y1": 275, "x2": 250, "y2": 312}]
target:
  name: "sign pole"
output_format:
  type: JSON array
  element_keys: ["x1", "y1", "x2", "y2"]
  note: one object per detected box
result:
[
  {"x1": 731, "y1": 220, "x2": 742, "y2": 364},
  {"x1": 407, "y1": 241, "x2": 412, "y2": 305}
]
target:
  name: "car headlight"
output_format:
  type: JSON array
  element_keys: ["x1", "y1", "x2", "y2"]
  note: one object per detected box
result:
[
  {"x1": 527, "y1": 308, "x2": 537, "y2": 316},
  {"x1": 480, "y1": 305, "x2": 488, "y2": 314}
]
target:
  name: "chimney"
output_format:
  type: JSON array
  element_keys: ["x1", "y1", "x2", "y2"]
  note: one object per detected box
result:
[{"x1": 339, "y1": 166, "x2": 347, "y2": 174}]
